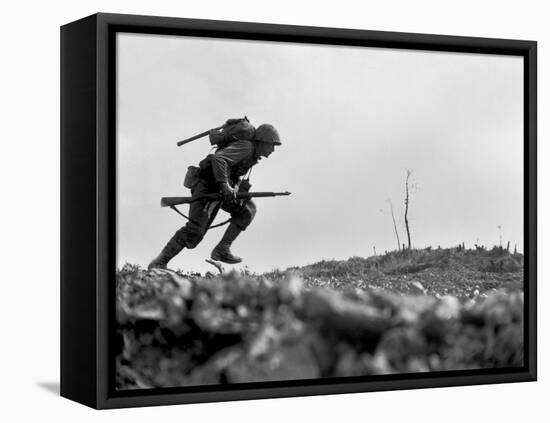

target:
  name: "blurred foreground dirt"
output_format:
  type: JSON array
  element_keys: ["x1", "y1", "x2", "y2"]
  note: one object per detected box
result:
[{"x1": 116, "y1": 248, "x2": 523, "y2": 389}]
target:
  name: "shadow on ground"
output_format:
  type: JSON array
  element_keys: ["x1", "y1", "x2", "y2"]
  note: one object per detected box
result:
[{"x1": 36, "y1": 382, "x2": 60, "y2": 396}]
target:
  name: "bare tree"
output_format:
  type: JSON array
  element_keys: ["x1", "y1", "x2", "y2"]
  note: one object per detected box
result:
[
  {"x1": 404, "y1": 169, "x2": 412, "y2": 250},
  {"x1": 386, "y1": 199, "x2": 401, "y2": 251}
]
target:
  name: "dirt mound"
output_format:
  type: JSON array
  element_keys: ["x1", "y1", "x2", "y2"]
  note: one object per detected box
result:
[
  {"x1": 296, "y1": 247, "x2": 523, "y2": 277},
  {"x1": 116, "y1": 264, "x2": 523, "y2": 389}
]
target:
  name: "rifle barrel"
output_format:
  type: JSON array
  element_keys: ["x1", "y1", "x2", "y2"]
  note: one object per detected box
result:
[
  {"x1": 176, "y1": 125, "x2": 224, "y2": 147},
  {"x1": 161, "y1": 191, "x2": 291, "y2": 207}
]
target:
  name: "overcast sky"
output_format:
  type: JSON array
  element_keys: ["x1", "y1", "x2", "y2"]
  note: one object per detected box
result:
[{"x1": 116, "y1": 32, "x2": 523, "y2": 273}]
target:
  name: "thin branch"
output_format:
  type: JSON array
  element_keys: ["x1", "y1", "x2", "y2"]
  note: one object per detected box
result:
[
  {"x1": 404, "y1": 169, "x2": 412, "y2": 250},
  {"x1": 386, "y1": 199, "x2": 401, "y2": 251}
]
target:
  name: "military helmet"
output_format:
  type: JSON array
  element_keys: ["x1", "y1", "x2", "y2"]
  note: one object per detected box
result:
[{"x1": 255, "y1": 124, "x2": 281, "y2": 145}]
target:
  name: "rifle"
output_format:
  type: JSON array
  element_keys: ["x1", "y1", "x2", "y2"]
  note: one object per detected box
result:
[
  {"x1": 161, "y1": 191, "x2": 291, "y2": 207},
  {"x1": 176, "y1": 116, "x2": 251, "y2": 147},
  {"x1": 176, "y1": 125, "x2": 224, "y2": 147}
]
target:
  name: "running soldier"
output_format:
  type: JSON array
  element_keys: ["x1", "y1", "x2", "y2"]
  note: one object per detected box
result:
[{"x1": 148, "y1": 123, "x2": 281, "y2": 269}]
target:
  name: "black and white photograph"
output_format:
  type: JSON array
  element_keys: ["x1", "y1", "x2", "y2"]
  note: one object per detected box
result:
[
  {"x1": 1, "y1": 0, "x2": 544, "y2": 419},
  {"x1": 115, "y1": 30, "x2": 526, "y2": 390}
]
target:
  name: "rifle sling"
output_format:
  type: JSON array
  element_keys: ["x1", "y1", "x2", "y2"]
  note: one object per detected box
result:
[{"x1": 169, "y1": 205, "x2": 231, "y2": 230}]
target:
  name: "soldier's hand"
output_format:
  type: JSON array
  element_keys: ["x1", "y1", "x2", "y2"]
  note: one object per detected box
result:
[
  {"x1": 220, "y1": 182, "x2": 237, "y2": 202},
  {"x1": 239, "y1": 179, "x2": 251, "y2": 193}
]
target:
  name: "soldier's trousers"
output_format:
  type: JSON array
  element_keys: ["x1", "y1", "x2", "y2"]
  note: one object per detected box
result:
[{"x1": 172, "y1": 179, "x2": 256, "y2": 249}]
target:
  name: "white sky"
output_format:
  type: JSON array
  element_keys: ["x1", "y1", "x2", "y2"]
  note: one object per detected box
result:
[{"x1": 116, "y1": 33, "x2": 523, "y2": 273}]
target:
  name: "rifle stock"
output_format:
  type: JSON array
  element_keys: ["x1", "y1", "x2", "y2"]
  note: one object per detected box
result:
[{"x1": 161, "y1": 191, "x2": 291, "y2": 207}]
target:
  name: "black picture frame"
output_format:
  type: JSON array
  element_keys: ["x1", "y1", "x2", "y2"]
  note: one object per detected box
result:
[{"x1": 60, "y1": 12, "x2": 537, "y2": 409}]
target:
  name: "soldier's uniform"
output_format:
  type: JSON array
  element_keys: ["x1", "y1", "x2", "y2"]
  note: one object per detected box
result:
[
  {"x1": 174, "y1": 140, "x2": 259, "y2": 250},
  {"x1": 148, "y1": 124, "x2": 281, "y2": 269}
]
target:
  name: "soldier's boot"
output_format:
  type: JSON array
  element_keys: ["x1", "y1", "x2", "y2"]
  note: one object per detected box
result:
[
  {"x1": 148, "y1": 237, "x2": 185, "y2": 270},
  {"x1": 211, "y1": 223, "x2": 243, "y2": 264}
]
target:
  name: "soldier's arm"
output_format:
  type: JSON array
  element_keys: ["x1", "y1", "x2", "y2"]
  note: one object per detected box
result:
[{"x1": 211, "y1": 140, "x2": 254, "y2": 184}]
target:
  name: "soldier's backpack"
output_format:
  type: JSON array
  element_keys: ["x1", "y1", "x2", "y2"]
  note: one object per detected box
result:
[
  {"x1": 208, "y1": 116, "x2": 256, "y2": 150},
  {"x1": 184, "y1": 117, "x2": 256, "y2": 189}
]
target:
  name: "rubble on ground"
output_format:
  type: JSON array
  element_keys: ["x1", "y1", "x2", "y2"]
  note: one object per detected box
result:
[{"x1": 116, "y1": 263, "x2": 524, "y2": 389}]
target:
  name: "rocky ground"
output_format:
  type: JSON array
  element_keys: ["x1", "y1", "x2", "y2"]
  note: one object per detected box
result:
[{"x1": 116, "y1": 246, "x2": 524, "y2": 389}]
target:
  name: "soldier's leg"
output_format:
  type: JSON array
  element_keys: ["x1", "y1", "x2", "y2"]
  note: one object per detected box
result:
[
  {"x1": 148, "y1": 198, "x2": 214, "y2": 269},
  {"x1": 211, "y1": 200, "x2": 256, "y2": 264}
]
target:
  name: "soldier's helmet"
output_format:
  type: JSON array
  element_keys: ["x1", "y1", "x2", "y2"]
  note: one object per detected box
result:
[{"x1": 255, "y1": 124, "x2": 281, "y2": 145}]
